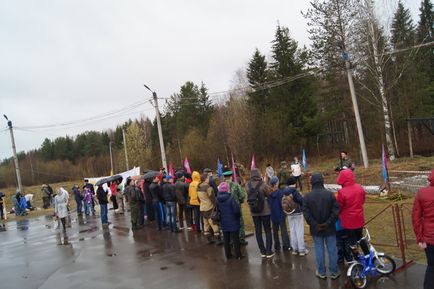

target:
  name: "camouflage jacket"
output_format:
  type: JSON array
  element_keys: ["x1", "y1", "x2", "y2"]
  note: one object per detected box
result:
[{"x1": 229, "y1": 181, "x2": 245, "y2": 204}]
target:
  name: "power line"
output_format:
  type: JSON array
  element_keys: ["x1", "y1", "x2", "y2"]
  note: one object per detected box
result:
[
  {"x1": 17, "y1": 99, "x2": 151, "y2": 130},
  {"x1": 17, "y1": 101, "x2": 152, "y2": 131}
]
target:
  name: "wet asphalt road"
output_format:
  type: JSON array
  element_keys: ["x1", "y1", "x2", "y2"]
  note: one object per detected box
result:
[{"x1": 0, "y1": 210, "x2": 425, "y2": 289}]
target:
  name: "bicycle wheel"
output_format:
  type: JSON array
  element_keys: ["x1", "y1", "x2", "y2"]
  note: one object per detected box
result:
[
  {"x1": 374, "y1": 255, "x2": 396, "y2": 275},
  {"x1": 349, "y1": 263, "x2": 367, "y2": 289}
]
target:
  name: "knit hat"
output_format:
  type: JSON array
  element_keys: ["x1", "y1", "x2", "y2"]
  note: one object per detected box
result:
[
  {"x1": 286, "y1": 176, "x2": 296, "y2": 186},
  {"x1": 270, "y1": 176, "x2": 279, "y2": 186},
  {"x1": 218, "y1": 182, "x2": 230, "y2": 192}
]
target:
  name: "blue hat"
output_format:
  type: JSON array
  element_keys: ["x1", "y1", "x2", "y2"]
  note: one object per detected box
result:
[
  {"x1": 270, "y1": 176, "x2": 279, "y2": 186},
  {"x1": 165, "y1": 175, "x2": 172, "y2": 180}
]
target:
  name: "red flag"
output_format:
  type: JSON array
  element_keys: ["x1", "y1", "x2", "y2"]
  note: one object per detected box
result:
[
  {"x1": 251, "y1": 154, "x2": 256, "y2": 170},
  {"x1": 184, "y1": 157, "x2": 192, "y2": 174},
  {"x1": 231, "y1": 154, "x2": 238, "y2": 183}
]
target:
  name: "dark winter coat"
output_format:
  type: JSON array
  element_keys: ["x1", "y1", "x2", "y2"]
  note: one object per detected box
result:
[
  {"x1": 303, "y1": 173, "x2": 339, "y2": 236},
  {"x1": 72, "y1": 186, "x2": 82, "y2": 201},
  {"x1": 245, "y1": 169, "x2": 270, "y2": 216},
  {"x1": 162, "y1": 183, "x2": 176, "y2": 202},
  {"x1": 143, "y1": 181, "x2": 152, "y2": 202},
  {"x1": 268, "y1": 187, "x2": 303, "y2": 223},
  {"x1": 217, "y1": 191, "x2": 241, "y2": 232},
  {"x1": 175, "y1": 180, "x2": 188, "y2": 205},
  {"x1": 96, "y1": 186, "x2": 108, "y2": 205},
  {"x1": 149, "y1": 182, "x2": 162, "y2": 202}
]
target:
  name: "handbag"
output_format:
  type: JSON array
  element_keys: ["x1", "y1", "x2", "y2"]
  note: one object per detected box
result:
[{"x1": 210, "y1": 204, "x2": 221, "y2": 223}]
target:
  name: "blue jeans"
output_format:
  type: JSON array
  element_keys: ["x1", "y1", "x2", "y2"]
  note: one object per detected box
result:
[
  {"x1": 165, "y1": 201, "x2": 177, "y2": 232},
  {"x1": 84, "y1": 202, "x2": 93, "y2": 215},
  {"x1": 153, "y1": 201, "x2": 163, "y2": 230},
  {"x1": 100, "y1": 204, "x2": 108, "y2": 225},
  {"x1": 252, "y1": 215, "x2": 272, "y2": 255},
  {"x1": 272, "y1": 219, "x2": 290, "y2": 250},
  {"x1": 313, "y1": 234, "x2": 338, "y2": 275},
  {"x1": 76, "y1": 199, "x2": 83, "y2": 214}
]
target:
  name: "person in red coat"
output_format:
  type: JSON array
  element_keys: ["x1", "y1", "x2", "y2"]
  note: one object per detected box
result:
[
  {"x1": 336, "y1": 169, "x2": 369, "y2": 255},
  {"x1": 412, "y1": 169, "x2": 434, "y2": 289}
]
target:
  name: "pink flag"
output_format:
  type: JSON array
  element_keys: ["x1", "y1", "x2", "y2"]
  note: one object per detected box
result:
[
  {"x1": 169, "y1": 162, "x2": 175, "y2": 184},
  {"x1": 169, "y1": 162, "x2": 174, "y2": 178},
  {"x1": 251, "y1": 154, "x2": 256, "y2": 170},
  {"x1": 231, "y1": 154, "x2": 238, "y2": 183},
  {"x1": 184, "y1": 157, "x2": 192, "y2": 174}
]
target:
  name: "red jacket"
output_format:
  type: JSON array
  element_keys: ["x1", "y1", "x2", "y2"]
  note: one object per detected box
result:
[
  {"x1": 336, "y1": 169, "x2": 365, "y2": 229},
  {"x1": 412, "y1": 170, "x2": 434, "y2": 245}
]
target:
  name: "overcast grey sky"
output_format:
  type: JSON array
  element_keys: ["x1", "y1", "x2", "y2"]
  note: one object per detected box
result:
[{"x1": 0, "y1": 0, "x2": 421, "y2": 159}]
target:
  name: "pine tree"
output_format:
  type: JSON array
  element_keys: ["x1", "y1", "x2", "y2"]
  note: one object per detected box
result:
[
  {"x1": 267, "y1": 24, "x2": 318, "y2": 152},
  {"x1": 391, "y1": 1, "x2": 415, "y2": 49},
  {"x1": 246, "y1": 49, "x2": 268, "y2": 108},
  {"x1": 416, "y1": 0, "x2": 434, "y2": 82}
]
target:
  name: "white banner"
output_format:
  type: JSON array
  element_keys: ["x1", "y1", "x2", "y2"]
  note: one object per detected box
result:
[{"x1": 84, "y1": 167, "x2": 141, "y2": 190}]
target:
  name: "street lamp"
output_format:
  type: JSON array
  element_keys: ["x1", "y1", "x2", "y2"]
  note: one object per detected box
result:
[{"x1": 144, "y1": 84, "x2": 167, "y2": 171}]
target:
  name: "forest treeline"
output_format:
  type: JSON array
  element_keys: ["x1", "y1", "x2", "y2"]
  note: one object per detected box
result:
[{"x1": 0, "y1": 0, "x2": 433, "y2": 188}]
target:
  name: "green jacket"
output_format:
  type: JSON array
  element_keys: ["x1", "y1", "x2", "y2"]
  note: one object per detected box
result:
[
  {"x1": 277, "y1": 168, "x2": 290, "y2": 187},
  {"x1": 229, "y1": 181, "x2": 245, "y2": 204}
]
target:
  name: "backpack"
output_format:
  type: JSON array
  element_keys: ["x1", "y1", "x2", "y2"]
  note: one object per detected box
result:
[
  {"x1": 281, "y1": 193, "x2": 300, "y2": 215},
  {"x1": 247, "y1": 181, "x2": 264, "y2": 213}
]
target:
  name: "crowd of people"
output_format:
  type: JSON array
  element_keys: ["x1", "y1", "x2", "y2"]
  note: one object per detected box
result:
[
  {"x1": 64, "y1": 153, "x2": 371, "y2": 280},
  {"x1": 1, "y1": 151, "x2": 432, "y2": 287}
]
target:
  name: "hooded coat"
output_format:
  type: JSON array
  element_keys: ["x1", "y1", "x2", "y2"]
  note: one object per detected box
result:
[
  {"x1": 412, "y1": 170, "x2": 434, "y2": 245},
  {"x1": 55, "y1": 188, "x2": 69, "y2": 219},
  {"x1": 188, "y1": 171, "x2": 201, "y2": 206},
  {"x1": 336, "y1": 169, "x2": 365, "y2": 229},
  {"x1": 245, "y1": 169, "x2": 270, "y2": 216},
  {"x1": 197, "y1": 182, "x2": 215, "y2": 215},
  {"x1": 217, "y1": 191, "x2": 241, "y2": 232},
  {"x1": 268, "y1": 187, "x2": 303, "y2": 223},
  {"x1": 303, "y1": 173, "x2": 339, "y2": 236}
]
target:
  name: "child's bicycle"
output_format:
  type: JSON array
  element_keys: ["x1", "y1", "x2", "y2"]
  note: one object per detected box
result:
[{"x1": 347, "y1": 228, "x2": 396, "y2": 289}]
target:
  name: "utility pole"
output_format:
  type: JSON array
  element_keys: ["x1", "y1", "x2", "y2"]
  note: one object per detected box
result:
[
  {"x1": 338, "y1": 48, "x2": 369, "y2": 168},
  {"x1": 3, "y1": 115, "x2": 23, "y2": 192},
  {"x1": 122, "y1": 128, "x2": 129, "y2": 171},
  {"x1": 109, "y1": 141, "x2": 114, "y2": 175},
  {"x1": 144, "y1": 84, "x2": 168, "y2": 171}
]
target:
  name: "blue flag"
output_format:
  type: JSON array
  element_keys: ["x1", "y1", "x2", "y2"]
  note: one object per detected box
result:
[
  {"x1": 217, "y1": 158, "x2": 223, "y2": 178},
  {"x1": 302, "y1": 149, "x2": 307, "y2": 171},
  {"x1": 382, "y1": 144, "x2": 388, "y2": 183}
]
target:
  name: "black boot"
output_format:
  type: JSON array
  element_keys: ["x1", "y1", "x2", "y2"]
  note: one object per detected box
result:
[
  {"x1": 216, "y1": 235, "x2": 223, "y2": 246},
  {"x1": 207, "y1": 235, "x2": 215, "y2": 244}
]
